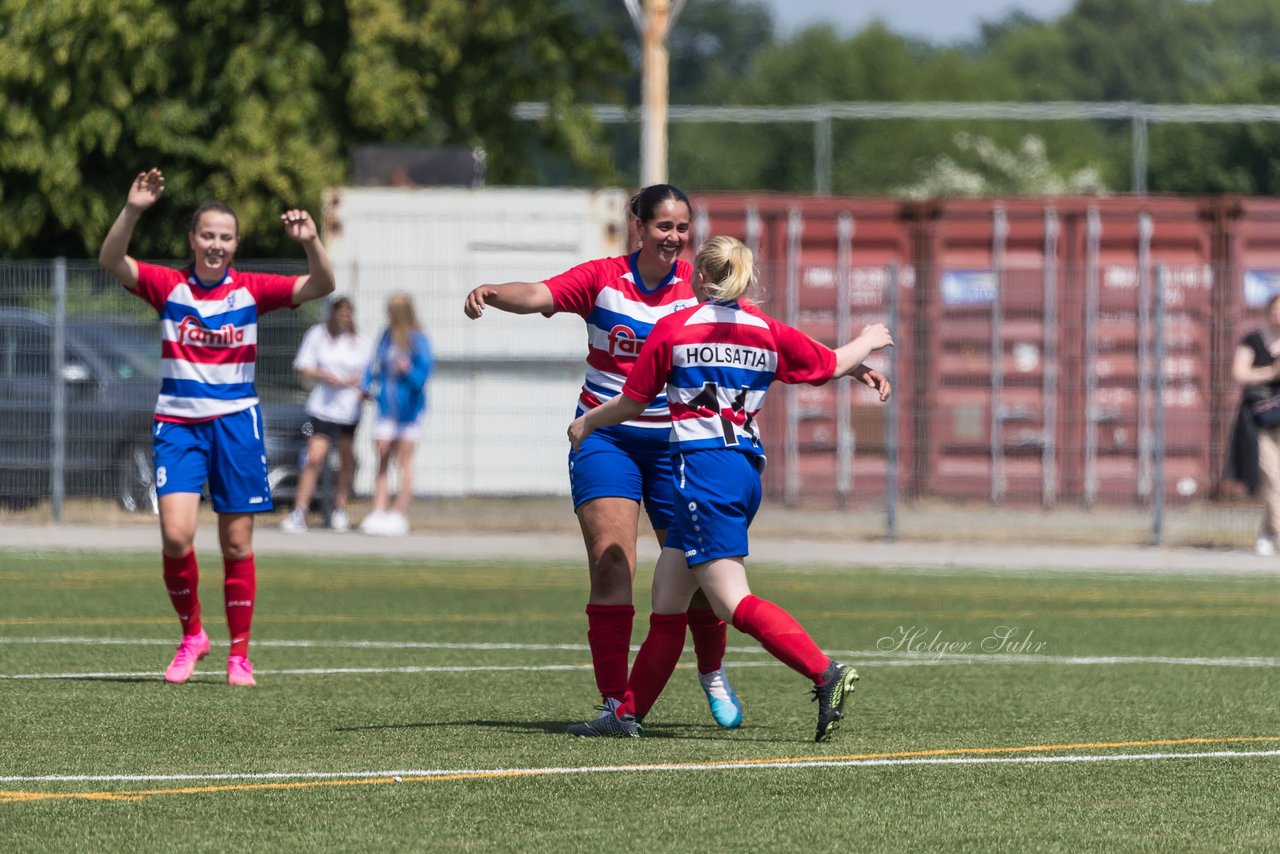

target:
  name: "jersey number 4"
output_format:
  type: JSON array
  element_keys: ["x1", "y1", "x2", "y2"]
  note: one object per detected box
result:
[{"x1": 689, "y1": 382, "x2": 757, "y2": 446}]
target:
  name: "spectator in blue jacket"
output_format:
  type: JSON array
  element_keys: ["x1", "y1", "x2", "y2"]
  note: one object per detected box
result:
[{"x1": 360, "y1": 292, "x2": 432, "y2": 536}]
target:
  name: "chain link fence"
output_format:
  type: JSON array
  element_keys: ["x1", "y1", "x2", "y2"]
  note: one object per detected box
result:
[
  {"x1": 0, "y1": 229, "x2": 1264, "y2": 550},
  {"x1": 0, "y1": 259, "x2": 315, "y2": 519}
]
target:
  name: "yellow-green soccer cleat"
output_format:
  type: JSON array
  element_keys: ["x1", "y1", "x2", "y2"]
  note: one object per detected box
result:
[{"x1": 811, "y1": 662, "x2": 859, "y2": 742}]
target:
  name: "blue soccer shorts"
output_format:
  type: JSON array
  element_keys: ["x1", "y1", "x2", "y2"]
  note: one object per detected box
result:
[
  {"x1": 664, "y1": 449, "x2": 763, "y2": 566},
  {"x1": 568, "y1": 422, "x2": 675, "y2": 531},
  {"x1": 153, "y1": 406, "x2": 274, "y2": 514}
]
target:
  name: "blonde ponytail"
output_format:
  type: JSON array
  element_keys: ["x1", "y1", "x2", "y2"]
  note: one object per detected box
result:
[{"x1": 695, "y1": 235, "x2": 757, "y2": 302}]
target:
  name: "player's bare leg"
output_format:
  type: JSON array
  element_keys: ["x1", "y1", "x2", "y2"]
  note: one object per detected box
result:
[{"x1": 694, "y1": 558, "x2": 856, "y2": 741}]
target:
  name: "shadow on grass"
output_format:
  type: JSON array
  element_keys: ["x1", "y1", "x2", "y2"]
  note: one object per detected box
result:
[
  {"x1": 57, "y1": 676, "x2": 226, "y2": 687},
  {"x1": 335, "y1": 720, "x2": 570, "y2": 735},
  {"x1": 334, "y1": 719, "x2": 789, "y2": 742}
]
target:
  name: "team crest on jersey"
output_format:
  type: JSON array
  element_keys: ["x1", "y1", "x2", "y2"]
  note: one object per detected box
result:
[{"x1": 607, "y1": 325, "x2": 643, "y2": 356}]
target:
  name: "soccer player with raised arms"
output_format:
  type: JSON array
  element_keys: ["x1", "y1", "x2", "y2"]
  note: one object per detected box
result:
[
  {"x1": 567, "y1": 235, "x2": 893, "y2": 740},
  {"x1": 99, "y1": 168, "x2": 336, "y2": 687}
]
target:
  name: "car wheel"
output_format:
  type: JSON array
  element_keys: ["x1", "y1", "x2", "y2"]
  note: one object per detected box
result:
[{"x1": 117, "y1": 443, "x2": 157, "y2": 514}]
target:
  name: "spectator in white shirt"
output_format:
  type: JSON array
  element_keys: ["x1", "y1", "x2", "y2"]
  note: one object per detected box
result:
[{"x1": 281, "y1": 295, "x2": 372, "y2": 533}]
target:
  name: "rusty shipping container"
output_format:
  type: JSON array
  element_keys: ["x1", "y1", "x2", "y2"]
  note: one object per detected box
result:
[{"x1": 689, "y1": 194, "x2": 914, "y2": 506}]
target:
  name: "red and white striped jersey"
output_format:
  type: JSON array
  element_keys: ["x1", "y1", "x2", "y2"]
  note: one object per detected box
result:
[
  {"x1": 133, "y1": 262, "x2": 296, "y2": 423},
  {"x1": 545, "y1": 253, "x2": 697, "y2": 431},
  {"x1": 621, "y1": 299, "x2": 835, "y2": 456}
]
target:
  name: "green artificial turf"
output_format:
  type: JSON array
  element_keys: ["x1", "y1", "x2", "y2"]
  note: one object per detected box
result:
[{"x1": 1, "y1": 550, "x2": 1277, "y2": 851}]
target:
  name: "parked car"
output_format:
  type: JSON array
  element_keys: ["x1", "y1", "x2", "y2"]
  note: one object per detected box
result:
[{"x1": 0, "y1": 307, "x2": 310, "y2": 512}]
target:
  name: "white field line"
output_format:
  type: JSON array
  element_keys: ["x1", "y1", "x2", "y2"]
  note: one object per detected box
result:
[
  {"x1": 3, "y1": 749, "x2": 1279, "y2": 785},
  {"x1": 1, "y1": 636, "x2": 1279, "y2": 674},
  {"x1": 0, "y1": 664, "x2": 597, "y2": 680},
  {"x1": 6, "y1": 655, "x2": 1280, "y2": 681},
  {"x1": 0, "y1": 637, "x2": 594, "y2": 651}
]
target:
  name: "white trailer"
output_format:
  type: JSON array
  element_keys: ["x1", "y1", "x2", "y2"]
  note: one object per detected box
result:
[{"x1": 322, "y1": 186, "x2": 629, "y2": 497}]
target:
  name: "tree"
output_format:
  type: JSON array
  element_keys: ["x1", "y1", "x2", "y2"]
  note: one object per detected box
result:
[
  {"x1": 898, "y1": 133, "x2": 1107, "y2": 197},
  {"x1": 0, "y1": 0, "x2": 627, "y2": 257}
]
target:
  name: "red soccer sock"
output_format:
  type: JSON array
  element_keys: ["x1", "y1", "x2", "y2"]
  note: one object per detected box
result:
[
  {"x1": 686, "y1": 606, "x2": 727, "y2": 675},
  {"x1": 162, "y1": 550, "x2": 202, "y2": 637},
  {"x1": 223, "y1": 554, "x2": 257, "y2": 658},
  {"x1": 621, "y1": 612, "x2": 689, "y2": 718},
  {"x1": 732, "y1": 595, "x2": 831, "y2": 684},
  {"x1": 585, "y1": 603, "x2": 635, "y2": 703}
]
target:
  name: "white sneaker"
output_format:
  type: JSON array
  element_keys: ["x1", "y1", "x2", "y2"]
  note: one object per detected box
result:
[
  {"x1": 280, "y1": 507, "x2": 307, "y2": 533},
  {"x1": 383, "y1": 512, "x2": 409, "y2": 536},
  {"x1": 329, "y1": 509, "x2": 351, "y2": 533},
  {"x1": 1255, "y1": 536, "x2": 1275, "y2": 557},
  {"x1": 360, "y1": 510, "x2": 388, "y2": 535}
]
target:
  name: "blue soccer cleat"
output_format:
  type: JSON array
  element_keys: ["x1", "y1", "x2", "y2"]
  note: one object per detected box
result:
[{"x1": 698, "y1": 667, "x2": 743, "y2": 729}]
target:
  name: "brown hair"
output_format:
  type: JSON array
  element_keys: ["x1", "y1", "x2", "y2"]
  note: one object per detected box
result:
[
  {"x1": 326, "y1": 295, "x2": 355, "y2": 337},
  {"x1": 188, "y1": 201, "x2": 239, "y2": 236}
]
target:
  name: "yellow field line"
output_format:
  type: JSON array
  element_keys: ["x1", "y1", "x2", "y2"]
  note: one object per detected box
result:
[{"x1": 4, "y1": 736, "x2": 1277, "y2": 804}]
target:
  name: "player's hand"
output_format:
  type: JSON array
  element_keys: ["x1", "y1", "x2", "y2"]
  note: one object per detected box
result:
[
  {"x1": 126, "y1": 169, "x2": 165, "y2": 211},
  {"x1": 281, "y1": 209, "x2": 317, "y2": 243},
  {"x1": 464, "y1": 286, "x2": 495, "y2": 319},
  {"x1": 567, "y1": 415, "x2": 591, "y2": 453},
  {"x1": 855, "y1": 367, "x2": 892, "y2": 402},
  {"x1": 857, "y1": 323, "x2": 894, "y2": 353}
]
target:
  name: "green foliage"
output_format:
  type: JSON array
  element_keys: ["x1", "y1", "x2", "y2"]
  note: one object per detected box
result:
[
  {"x1": 0, "y1": 0, "x2": 626, "y2": 257},
  {"x1": 9, "y1": 0, "x2": 1280, "y2": 249},
  {"x1": 663, "y1": 0, "x2": 1280, "y2": 196}
]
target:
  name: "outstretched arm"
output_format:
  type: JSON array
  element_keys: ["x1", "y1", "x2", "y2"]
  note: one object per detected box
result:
[
  {"x1": 99, "y1": 168, "x2": 166, "y2": 291},
  {"x1": 282, "y1": 210, "x2": 335, "y2": 305},
  {"x1": 833, "y1": 323, "x2": 894, "y2": 379},
  {"x1": 464, "y1": 282, "x2": 555, "y2": 318}
]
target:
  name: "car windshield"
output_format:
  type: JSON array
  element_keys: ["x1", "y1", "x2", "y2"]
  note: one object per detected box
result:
[{"x1": 66, "y1": 321, "x2": 163, "y2": 382}]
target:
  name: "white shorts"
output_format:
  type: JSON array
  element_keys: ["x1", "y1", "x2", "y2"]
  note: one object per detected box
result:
[{"x1": 372, "y1": 416, "x2": 423, "y2": 443}]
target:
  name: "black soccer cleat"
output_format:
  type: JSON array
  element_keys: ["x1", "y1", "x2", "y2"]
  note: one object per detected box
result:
[
  {"x1": 567, "y1": 701, "x2": 641, "y2": 738},
  {"x1": 811, "y1": 661, "x2": 859, "y2": 742}
]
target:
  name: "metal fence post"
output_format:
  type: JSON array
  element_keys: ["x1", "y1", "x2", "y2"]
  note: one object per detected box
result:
[
  {"x1": 1137, "y1": 212, "x2": 1154, "y2": 500},
  {"x1": 814, "y1": 115, "x2": 833, "y2": 196},
  {"x1": 835, "y1": 213, "x2": 854, "y2": 505},
  {"x1": 991, "y1": 205, "x2": 1008, "y2": 503},
  {"x1": 784, "y1": 207, "x2": 803, "y2": 504},
  {"x1": 1152, "y1": 264, "x2": 1167, "y2": 545},
  {"x1": 885, "y1": 262, "x2": 900, "y2": 542},
  {"x1": 51, "y1": 257, "x2": 67, "y2": 523},
  {"x1": 1132, "y1": 114, "x2": 1149, "y2": 195},
  {"x1": 1042, "y1": 207, "x2": 1060, "y2": 507},
  {"x1": 1084, "y1": 207, "x2": 1102, "y2": 505}
]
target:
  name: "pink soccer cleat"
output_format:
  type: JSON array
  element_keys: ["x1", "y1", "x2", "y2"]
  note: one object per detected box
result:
[
  {"x1": 226, "y1": 655, "x2": 257, "y2": 687},
  {"x1": 163, "y1": 629, "x2": 210, "y2": 684}
]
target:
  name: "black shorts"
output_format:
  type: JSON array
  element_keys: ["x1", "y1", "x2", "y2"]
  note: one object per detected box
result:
[{"x1": 309, "y1": 416, "x2": 359, "y2": 439}]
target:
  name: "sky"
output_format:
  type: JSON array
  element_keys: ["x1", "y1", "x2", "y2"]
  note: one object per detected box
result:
[{"x1": 756, "y1": 0, "x2": 1077, "y2": 43}]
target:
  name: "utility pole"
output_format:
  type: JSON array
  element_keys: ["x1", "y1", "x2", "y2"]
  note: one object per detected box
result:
[{"x1": 624, "y1": 0, "x2": 685, "y2": 186}]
